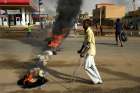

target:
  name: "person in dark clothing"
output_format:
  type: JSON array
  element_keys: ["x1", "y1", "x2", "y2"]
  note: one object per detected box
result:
[
  {"x1": 115, "y1": 18, "x2": 123, "y2": 47},
  {"x1": 99, "y1": 25, "x2": 103, "y2": 36}
]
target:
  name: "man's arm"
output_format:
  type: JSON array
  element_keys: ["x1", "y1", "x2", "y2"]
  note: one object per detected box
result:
[
  {"x1": 80, "y1": 29, "x2": 92, "y2": 57},
  {"x1": 80, "y1": 42, "x2": 90, "y2": 57}
]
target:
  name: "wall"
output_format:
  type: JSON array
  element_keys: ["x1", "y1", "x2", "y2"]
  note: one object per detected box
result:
[{"x1": 105, "y1": 5, "x2": 125, "y2": 19}]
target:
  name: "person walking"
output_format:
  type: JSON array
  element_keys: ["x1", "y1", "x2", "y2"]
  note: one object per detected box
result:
[
  {"x1": 115, "y1": 18, "x2": 123, "y2": 47},
  {"x1": 73, "y1": 22, "x2": 78, "y2": 36},
  {"x1": 26, "y1": 23, "x2": 32, "y2": 38},
  {"x1": 79, "y1": 19, "x2": 103, "y2": 84}
]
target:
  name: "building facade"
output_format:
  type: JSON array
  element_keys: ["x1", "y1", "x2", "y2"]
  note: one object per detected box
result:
[
  {"x1": 92, "y1": 3, "x2": 126, "y2": 26},
  {"x1": 0, "y1": 0, "x2": 38, "y2": 26},
  {"x1": 123, "y1": 7, "x2": 140, "y2": 30},
  {"x1": 93, "y1": 3, "x2": 126, "y2": 19}
]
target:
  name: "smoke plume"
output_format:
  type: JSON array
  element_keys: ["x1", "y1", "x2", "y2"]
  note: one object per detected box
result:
[
  {"x1": 52, "y1": 0, "x2": 83, "y2": 36},
  {"x1": 48, "y1": 0, "x2": 82, "y2": 48}
]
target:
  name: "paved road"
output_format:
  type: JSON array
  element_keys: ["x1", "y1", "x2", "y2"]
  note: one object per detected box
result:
[{"x1": 0, "y1": 36, "x2": 140, "y2": 93}]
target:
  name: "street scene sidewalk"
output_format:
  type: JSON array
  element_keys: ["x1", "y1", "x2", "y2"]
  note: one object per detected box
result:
[
  {"x1": 0, "y1": 0, "x2": 140, "y2": 92},
  {"x1": 0, "y1": 33, "x2": 140, "y2": 93}
]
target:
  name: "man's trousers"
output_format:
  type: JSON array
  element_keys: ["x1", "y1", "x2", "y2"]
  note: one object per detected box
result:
[{"x1": 84, "y1": 54, "x2": 102, "y2": 84}]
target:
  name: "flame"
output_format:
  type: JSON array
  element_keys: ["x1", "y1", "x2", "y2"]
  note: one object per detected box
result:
[{"x1": 48, "y1": 34, "x2": 64, "y2": 48}]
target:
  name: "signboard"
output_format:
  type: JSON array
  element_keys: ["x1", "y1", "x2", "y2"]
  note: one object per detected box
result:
[
  {"x1": 0, "y1": 0, "x2": 29, "y2": 5},
  {"x1": 7, "y1": 10, "x2": 20, "y2": 14}
]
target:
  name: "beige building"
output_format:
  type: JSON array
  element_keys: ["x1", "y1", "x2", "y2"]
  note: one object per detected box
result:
[{"x1": 93, "y1": 3, "x2": 126, "y2": 19}]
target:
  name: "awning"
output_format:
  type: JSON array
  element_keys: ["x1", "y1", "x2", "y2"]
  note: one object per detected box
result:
[
  {"x1": 0, "y1": 0, "x2": 38, "y2": 12},
  {"x1": 0, "y1": 14, "x2": 7, "y2": 17}
]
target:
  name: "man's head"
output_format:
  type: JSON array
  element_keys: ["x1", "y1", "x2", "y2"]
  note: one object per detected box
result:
[
  {"x1": 116, "y1": 18, "x2": 120, "y2": 22},
  {"x1": 28, "y1": 23, "x2": 30, "y2": 26},
  {"x1": 83, "y1": 19, "x2": 92, "y2": 30}
]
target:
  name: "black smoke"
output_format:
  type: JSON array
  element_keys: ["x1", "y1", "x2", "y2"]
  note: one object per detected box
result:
[{"x1": 52, "y1": 0, "x2": 83, "y2": 36}]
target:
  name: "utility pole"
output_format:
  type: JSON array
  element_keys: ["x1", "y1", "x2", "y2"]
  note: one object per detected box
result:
[
  {"x1": 99, "y1": 7, "x2": 103, "y2": 36},
  {"x1": 133, "y1": 0, "x2": 136, "y2": 11},
  {"x1": 38, "y1": 0, "x2": 43, "y2": 29},
  {"x1": 99, "y1": 7, "x2": 102, "y2": 26}
]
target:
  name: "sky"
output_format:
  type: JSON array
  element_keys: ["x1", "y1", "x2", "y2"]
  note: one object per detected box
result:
[{"x1": 42, "y1": 0, "x2": 140, "y2": 16}]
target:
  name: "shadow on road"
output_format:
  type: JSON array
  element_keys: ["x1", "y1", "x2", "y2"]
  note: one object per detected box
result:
[
  {"x1": 0, "y1": 59, "x2": 92, "y2": 84},
  {"x1": 8, "y1": 85, "x2": 140, "y2": 93},
  {"x1": 0, "y1": 59, "x2": 35, "y2": 70},
  {"x1": 46, "y1": 67, "x2": 92, "y2": 84},
  {"x1": 99, "y1": 67, "x2": 140, "y2": 83},
  {"x1": 96, "y1": 42, "x2": 117, "y2": 46},
  {"x1": 19, "y1": 38, "x2": 47, "y2": 51},
  {"x1": 0, "y1": 59, "x2": 36, "y2": 79}
]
